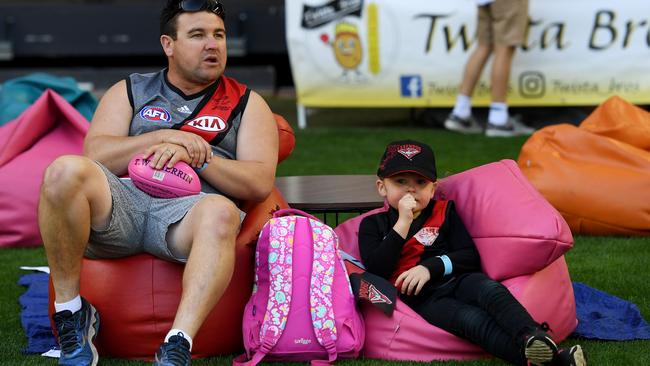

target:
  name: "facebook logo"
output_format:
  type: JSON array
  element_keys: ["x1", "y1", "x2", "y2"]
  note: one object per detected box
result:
[{"x1": 400, "y1": 75, "x2": 422, "y2": 98}]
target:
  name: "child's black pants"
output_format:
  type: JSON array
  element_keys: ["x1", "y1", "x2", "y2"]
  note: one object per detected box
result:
[{"x1": 412, "y1": 272, "x2": 539, "y2": 365}]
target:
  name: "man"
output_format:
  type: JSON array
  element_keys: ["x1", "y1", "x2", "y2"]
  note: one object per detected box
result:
[
  {"x1": 444, "y1": 0, "x2": 534, "y2": 137},
  {"x1": 38, "y1": 1, "x2": 278, "y2": 365}
]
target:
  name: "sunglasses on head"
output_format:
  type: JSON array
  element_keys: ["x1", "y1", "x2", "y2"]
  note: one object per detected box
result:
[{"x1": 178, "y1": 0, "x2": 224, "y2": 18}]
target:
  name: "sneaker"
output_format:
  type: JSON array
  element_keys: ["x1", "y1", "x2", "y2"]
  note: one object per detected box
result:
[
  {"x1": 554, "y1": 345, "x2": 586, "y2": 366},
  {"x1": 485, "y1": 117, "x2": 535, "y2": 137},
  {"x1": 154, "y1": 332, "x2": 192, "y2": 366},
  {"x1": 444, "y1": 114, "x2": 482, "y2": 134},
  {"x1": 52, "y1": 297, "x2": 100, "y2": 366},
  {"x1": 524, "y1": 323, "x2": 558, "y2": 366}
]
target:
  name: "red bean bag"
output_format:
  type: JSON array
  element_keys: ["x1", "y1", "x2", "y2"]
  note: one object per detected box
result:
[
  {"x1": 49, "y1": 187, "x2": 288, "y2": 359},
  {"x1": 274, "y1": 113, "x2": 295, "y2": 163},
  {"x1": 48, "y1": 114, "x2": 296, "y2": 360},
  {"x1": 334, "y1": 160, "x2": 577, "y2": 361},
  {"x1": 0, "y1": 90, "x2": 89, "y2": 248},
  {"x1": 518, "y1": 96, "x2": 650, "y2": 236}
]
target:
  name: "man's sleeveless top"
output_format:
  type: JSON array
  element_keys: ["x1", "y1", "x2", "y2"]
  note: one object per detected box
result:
[{"x1": 127, "y1": 70, "x2": 250, "y2": 196}]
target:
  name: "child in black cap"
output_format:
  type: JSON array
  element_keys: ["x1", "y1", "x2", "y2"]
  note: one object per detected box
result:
[{"x1": 358, "y1": 139, "x2": 585, "y2": 366}]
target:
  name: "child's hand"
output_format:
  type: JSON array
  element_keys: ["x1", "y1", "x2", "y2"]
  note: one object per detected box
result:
[
  {"x1": 397, "y1": 193, "x2": 417, "y2": 221},
  {"x1": 395, "y1": 265, "x2": 430, "y2": 296},
  {"x1": 393, "y1": 193, "x2": 417, "y2": 238}
]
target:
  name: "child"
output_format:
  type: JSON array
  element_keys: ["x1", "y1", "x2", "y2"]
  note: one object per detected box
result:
[{"x1": 358, "y1": 140, "x2": 585, "y2": 366}]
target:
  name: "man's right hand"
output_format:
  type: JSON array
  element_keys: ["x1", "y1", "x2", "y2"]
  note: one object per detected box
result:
[{"x1": 161, "y1": 130, "x2": 213, "y2": 168}]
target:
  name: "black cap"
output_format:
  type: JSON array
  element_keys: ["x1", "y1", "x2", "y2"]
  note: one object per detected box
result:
[
  {"x1": 349, "y1": 272, "x2": 397, "y2": 316},
  {"x1": 377, "y1": 140, "x2": 437, "y2": 182}
]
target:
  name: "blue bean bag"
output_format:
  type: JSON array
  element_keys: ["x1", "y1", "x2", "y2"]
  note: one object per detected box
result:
[{"x1": 0, "y1": 72, "x2": 97, "y2": 126}]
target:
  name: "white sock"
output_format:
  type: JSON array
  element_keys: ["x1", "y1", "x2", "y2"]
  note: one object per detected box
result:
[
  {"x1": 488, "y1": 102, "x2": 509, "y2": 126},
  {"x1": 452, "y1": 94, "x2": 472, "y2": 119},
  {"x1": 165, "y1": 329, "x2": 193, "y2": 351},
  {"x1": 54, "y1": 295, "x2": 82, "y2": 314}
]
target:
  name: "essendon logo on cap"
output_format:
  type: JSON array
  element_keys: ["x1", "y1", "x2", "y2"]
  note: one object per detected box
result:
[
  {"x1": 140, "y1": 106, "x2": 171, "y2": 122},
  {"x1": 185, "y1": 116, "x2": 227, "y2": 132},
  {"x1": 397, "y1": 144, "x2": 421, "y2": 160}
]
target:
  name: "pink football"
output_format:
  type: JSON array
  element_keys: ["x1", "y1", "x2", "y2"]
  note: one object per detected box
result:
[{"x1": 128, "y1": 153, "x2": 201, "y2": 199}]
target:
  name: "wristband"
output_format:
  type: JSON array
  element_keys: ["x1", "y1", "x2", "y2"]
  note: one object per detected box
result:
[
  {"x1": 194, "y1": 161, "x2": 209, "y2": 173},
  {"x1": 437, "y1": 255, "x2": 453, "y2": 276}
]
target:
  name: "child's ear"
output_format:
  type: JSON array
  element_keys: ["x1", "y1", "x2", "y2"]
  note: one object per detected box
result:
[
  {"x1": 429, "y1": 181, "x2": 438, "y2": 199},
  {"x1": 376, "y1": 179, "x2": 387, "y2": 197}
]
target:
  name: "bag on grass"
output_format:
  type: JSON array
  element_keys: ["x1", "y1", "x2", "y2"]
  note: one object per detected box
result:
[{"x1": 234, "y1": 208, "x2": 364, "y2": 365}]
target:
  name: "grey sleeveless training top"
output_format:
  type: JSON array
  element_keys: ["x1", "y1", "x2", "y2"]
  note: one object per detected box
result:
[{"x1": 127, "y1": 70, "x2": 250, "y2": 196}]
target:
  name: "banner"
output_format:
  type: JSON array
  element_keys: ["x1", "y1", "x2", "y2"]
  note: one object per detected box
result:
[{"x1": 286, "y1": 0, "x2": 650, "y2": 108}]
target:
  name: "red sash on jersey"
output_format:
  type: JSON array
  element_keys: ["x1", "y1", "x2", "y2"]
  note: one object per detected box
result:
[
  {"x1": 177, "y1": 76, "x2": 248, "y2": 144},
  {"x1": 389, "y1": 199, "x2": 448, "y2": 284}
]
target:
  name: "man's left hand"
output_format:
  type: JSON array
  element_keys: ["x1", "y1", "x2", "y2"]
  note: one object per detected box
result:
[{"x1": 144, "y1": 143, "x2": 192, "y2": 170}]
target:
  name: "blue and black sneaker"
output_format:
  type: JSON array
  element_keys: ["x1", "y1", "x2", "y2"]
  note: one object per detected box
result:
[
  {"x1": 153, "y1": 332, "x2": 191, "y2": 366},
  {"x1": 52, "y1": 297, "x2": 100, "y2": 366}
]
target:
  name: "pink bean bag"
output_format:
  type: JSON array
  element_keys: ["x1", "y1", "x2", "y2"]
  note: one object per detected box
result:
[
  {"x1": 334, "y1": 159, "x2": 577, "y2": 361},
  {"x1": 0, "y1": 90, "x2": 89, "y2": 248}
]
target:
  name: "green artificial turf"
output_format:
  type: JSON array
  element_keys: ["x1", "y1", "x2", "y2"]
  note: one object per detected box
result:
[{"x1": 2, "y1": 98, "x2": 649, "y2": 365}]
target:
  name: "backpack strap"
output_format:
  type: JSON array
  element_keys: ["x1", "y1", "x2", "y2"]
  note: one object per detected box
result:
[
  {"x1": 235, "y1": 216, "x2": 297, "y2": 366},
  {"x1": 308, "y1": 218, "x2": 339, "y2": 364},
  {"x1": 273, "y1": 207, "x2": 320, "y2": 221}
]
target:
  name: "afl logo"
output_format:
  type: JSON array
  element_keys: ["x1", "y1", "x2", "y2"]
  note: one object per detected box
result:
[
  {"x1": 187, "y1": 116, "x2": 227, "y2": 132},
  {"x1": 140, "y1": 106, "x2": 171, "y2": 122}
]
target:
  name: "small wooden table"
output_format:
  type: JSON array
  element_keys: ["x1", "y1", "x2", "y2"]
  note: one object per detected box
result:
[{"x1": 274, "y1": 175, "x2": 384, "y2": 225}]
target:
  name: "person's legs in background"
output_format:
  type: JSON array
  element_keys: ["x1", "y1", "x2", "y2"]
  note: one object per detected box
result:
[
  {"x1": 445, "y1": 43, "x2": 492, "y2": 134},
  {"x1": 485, "y1": 43, "x2": 534, "y2": 136},
  {"x1": 486, "y1": 44, "x2": 514, "y2": 125},
  {"x1": 444, "y1": 4, "x2": 493, "y2": 134},
  {"x1": 484, "y1": 0, "x2": 535, "y2": 137},
  {"x1": 447, "y1": 0, "x2": 535, "y2": 137}
]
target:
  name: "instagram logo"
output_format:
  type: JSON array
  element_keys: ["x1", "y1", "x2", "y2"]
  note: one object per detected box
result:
[{"x1": 519, "y1": 71, "x2": 546, "y2": 98}]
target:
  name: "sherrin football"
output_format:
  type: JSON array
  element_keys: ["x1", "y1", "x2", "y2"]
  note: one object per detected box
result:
[{"x1": 128, "y1": 153, "x2": 201, "y2": 198}]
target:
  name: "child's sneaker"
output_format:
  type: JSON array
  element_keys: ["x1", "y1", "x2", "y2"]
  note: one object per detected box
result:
[
  {"x1": 154, "y1": 332, "x2": 192, "y2": 366},
  {"x1": 52, "y1": 297, "x2": 100, "y2": 366},
  {"x1": 443, "y1": 114, "x2": 482, "y2": 134},
  {"x1": 524, "y1": 323, "x2": 558, "y2": 366},
  {"x1": 554, "y1": 345, "x2": 586, "y2": 366},
  {"x1": 485, "y1": 117, "x2": 535, "y2": 137}
]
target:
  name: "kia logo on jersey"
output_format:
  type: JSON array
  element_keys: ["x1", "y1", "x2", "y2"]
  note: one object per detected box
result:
[
  {"x1": 186, "y1": 116, "x2": 227, "y2": 132},
  {"x1": 140, "y1": 106, "x2": 171, "y2": 122}
]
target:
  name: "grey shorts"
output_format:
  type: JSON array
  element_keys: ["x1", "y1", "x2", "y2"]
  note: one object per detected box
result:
[{"x1": 86, "y1": 162, "x2": 245, "y2": 263}]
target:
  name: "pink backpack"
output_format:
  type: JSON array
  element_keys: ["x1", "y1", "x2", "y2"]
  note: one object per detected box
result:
[{"x1": 234, "y1": 209, "x2": 364, "y2": 365}]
